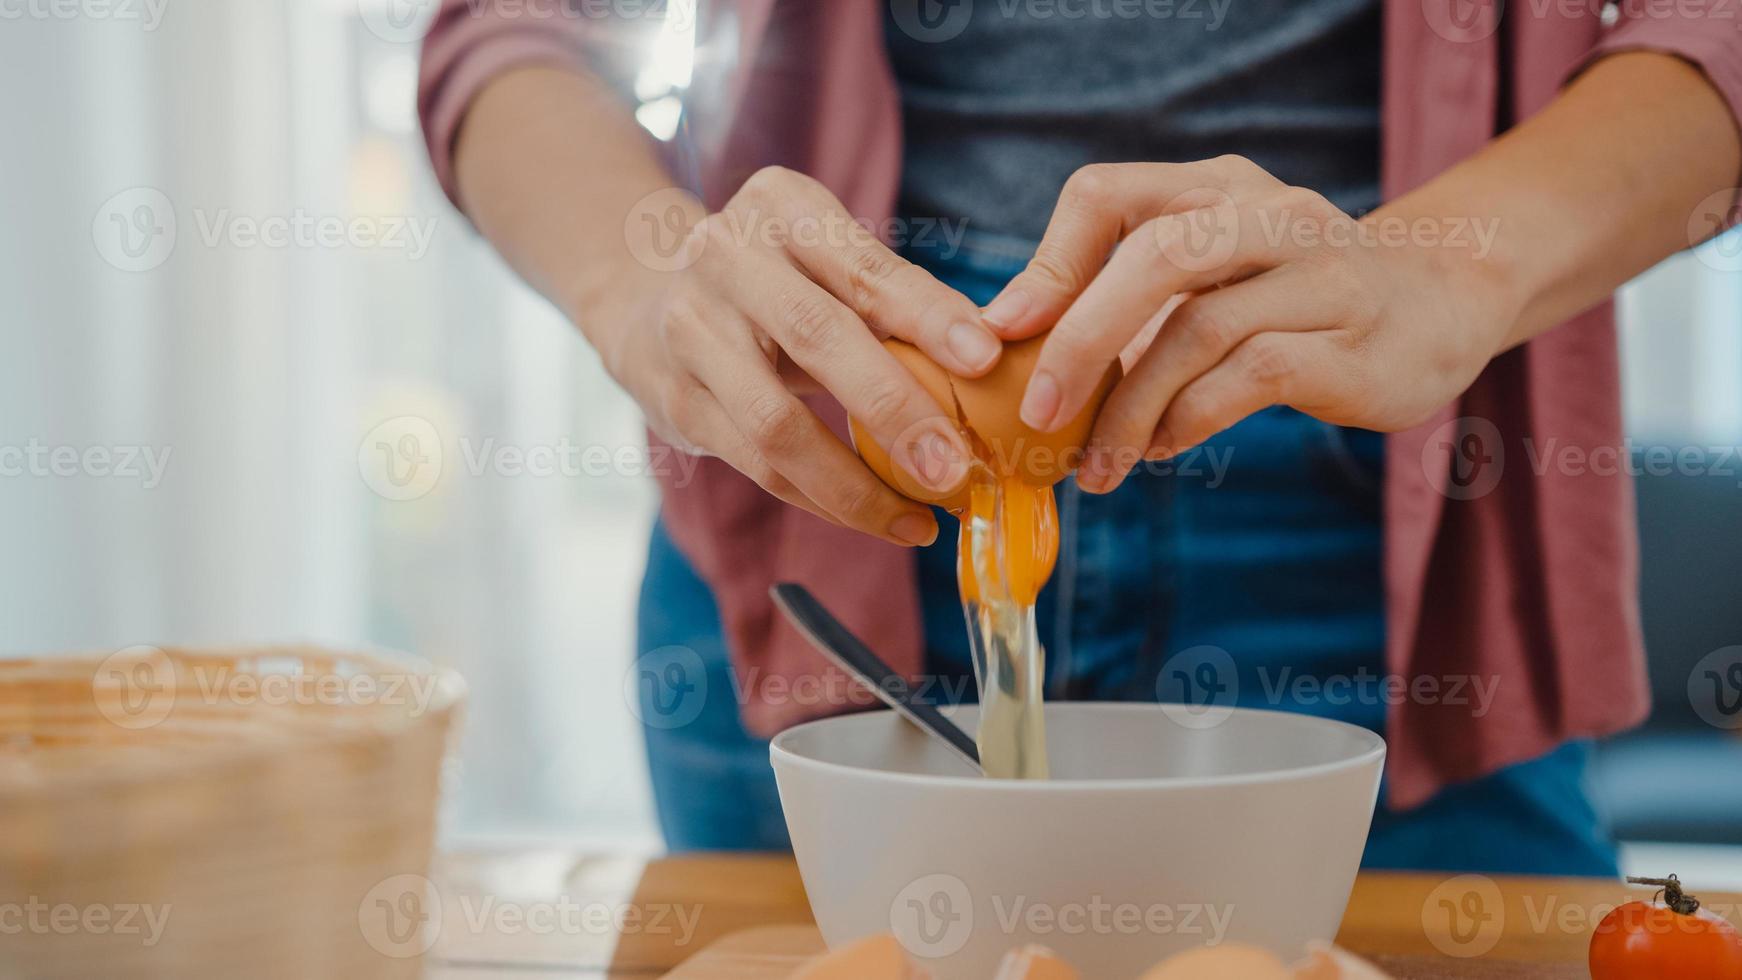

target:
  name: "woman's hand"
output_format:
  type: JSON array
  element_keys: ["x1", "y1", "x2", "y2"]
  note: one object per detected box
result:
[
  {"x1": 601, "y1": 166, "x2": 1004, "y2": 545},
  {"x1": 982, "y1": 157, "x2": 1521, "y2": 492}
]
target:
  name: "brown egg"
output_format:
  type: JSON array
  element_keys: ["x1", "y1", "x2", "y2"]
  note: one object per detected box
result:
[
  {"x1": 850, "y1": 340, "x2": 969, "y2": 509},
  {"x1": 789, "y1": 934, "x2": 926, "y2": 979},
  {"x1": 850, "y1": 335, "x2": 1121, "y2": 511},
  {"x1": 1138, "y1": 943, "x2": 1398, "y2": 980}
]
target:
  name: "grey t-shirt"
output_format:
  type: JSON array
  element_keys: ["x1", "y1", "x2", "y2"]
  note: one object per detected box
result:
[{"x1": 884, "y1": 0, "x2": 1383, "y2": 243}]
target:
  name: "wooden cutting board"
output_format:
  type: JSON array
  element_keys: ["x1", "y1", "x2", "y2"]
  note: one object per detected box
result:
[{"x1": 657, "y1": 926, "x2": 1589, "y2": 979}]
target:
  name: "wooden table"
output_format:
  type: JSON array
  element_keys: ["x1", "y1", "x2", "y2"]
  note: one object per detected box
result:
[{"x1": 422, "y1": 850, "x2": 1742, "y2": 979}]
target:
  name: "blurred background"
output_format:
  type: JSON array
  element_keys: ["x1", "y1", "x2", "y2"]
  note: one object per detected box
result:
[{"x1": 1, "y1": 0, "x2": 1738, "y2": 873}]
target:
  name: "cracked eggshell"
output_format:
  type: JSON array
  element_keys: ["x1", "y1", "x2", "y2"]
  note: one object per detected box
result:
[
  {"x1": 849, "y1": 339, "x2": 973, "y2": 511},
  {"x1": 851, "y1": 336, "x2": 1120, "y2": 511},
  {"x1": 1292, "y1": 944, "x2": 1394, "y2": 980},
  {"x1": 954, "y1": 333, "x2": 1120, "y2": 489}
]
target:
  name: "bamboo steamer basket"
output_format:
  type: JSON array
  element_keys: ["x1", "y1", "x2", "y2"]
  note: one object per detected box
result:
[{"x1": 0, "y1": 645, "x2": 465, "y2": 979}]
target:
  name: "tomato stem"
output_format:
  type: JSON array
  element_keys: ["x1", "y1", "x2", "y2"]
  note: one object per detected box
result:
[{"x1": 1627, "y1": 874, "x2": 1702, "y2": 915}]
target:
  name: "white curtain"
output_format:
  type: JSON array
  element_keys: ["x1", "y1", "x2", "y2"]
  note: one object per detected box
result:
[
  {"x1": 0, "y1": 0, "x2": 1736, "y2": 848},
  {"x1": 0, "y1": 0, "x2": 661, "y2": 848}
]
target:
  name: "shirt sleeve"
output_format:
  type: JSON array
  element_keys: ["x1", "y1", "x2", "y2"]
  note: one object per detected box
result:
[
  {"x1": 417, "y1": 0, "x2": 635, "y2": 211},
  {"x1": 1575, "y1": 1, "x2": 1742, "y2": 231}
]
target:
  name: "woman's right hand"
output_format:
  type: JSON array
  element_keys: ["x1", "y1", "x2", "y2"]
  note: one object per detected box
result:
[{"x1": 600, "y1": 166, "x2": 1002, "y2": 547}]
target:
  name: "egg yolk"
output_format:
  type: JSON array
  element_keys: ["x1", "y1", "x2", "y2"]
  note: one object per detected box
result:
[{"x1": 956, "y1": 472, "x2": 1059, "y2": 608}]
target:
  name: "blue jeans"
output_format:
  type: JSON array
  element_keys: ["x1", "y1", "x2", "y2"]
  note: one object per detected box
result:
[{"x1": 636, "y1": 232, "x2": 1620, "y2": 876}]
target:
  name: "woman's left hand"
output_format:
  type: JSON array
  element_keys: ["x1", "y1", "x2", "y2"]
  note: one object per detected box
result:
[{"x1": 982, "y1": 157, "x2": 1520, "y2": 492}]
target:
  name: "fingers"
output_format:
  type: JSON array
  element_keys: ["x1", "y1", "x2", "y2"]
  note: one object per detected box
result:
[
  {"x1": 709, "y1": 253, "x2": 973, "y2": 498},
  {"x1": 983, "y1": 158, "x2": 1277, "y2": 341},
  {"x1": 1078, "y1": 267, "x2": 1341, "y2": 491},
  {"x1": 663, "y1": 383, "x2": 838, "y2": 525},
  {"x1": 1021, "y1": 198, "x2": 1308, "y2": 434},
  {"x1": 673, "y1": 308, "x2": 943, "y2": 547},
  {"x1": 734, "y1": 168, "x2": 1002, "y2": 377},
  {"x1": 1150, "y1": 332, "x2": 1345, "y2": 461}
]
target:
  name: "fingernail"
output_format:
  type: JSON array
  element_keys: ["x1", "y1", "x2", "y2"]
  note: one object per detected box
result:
[
  {"x1": 1078, "y1": 447, "x2": 1110, "y2": 493},
  {"x1": 983, "y1": 288, "x2": 1031, "y2": 331},
  {"x1": 889, "y1": 511, "x2": 938, "y2": 547},
  {"x1": 896, "y1": 424, "x2": 970, "y2": 493},
  {"x1": 1020, "y1": 370, "x2": 1062, "y2": 431},
  {"x1": 945, "y1": 321, "x2": 1000, "y2": 373}
]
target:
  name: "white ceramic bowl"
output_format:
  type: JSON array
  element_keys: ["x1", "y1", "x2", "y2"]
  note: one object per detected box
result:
[{"x1": 770, "y1": 702, "x2": 1385, "y2": 979}]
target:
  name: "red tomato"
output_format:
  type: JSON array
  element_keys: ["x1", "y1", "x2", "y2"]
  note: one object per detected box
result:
[{"x1": 1589, "y1": 876, "x2": 1742, "y2": 980}]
